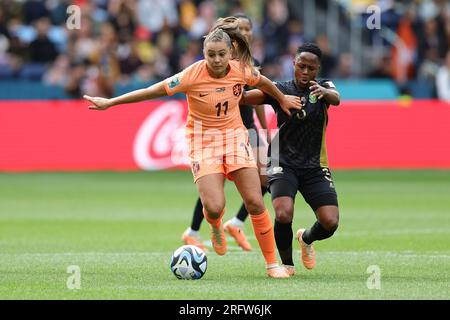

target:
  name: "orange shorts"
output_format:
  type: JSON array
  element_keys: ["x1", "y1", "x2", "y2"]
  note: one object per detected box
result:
[{"x1": 187, "y1": 128, "x2": 257, "y2": 183}]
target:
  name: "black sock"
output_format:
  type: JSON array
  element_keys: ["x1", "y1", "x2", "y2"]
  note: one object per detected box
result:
[
  {"x1": 274, "y1": 220, "x2": 294, "y2": 266},
  {"x1": 302, "y1": 221, "x2": 335, "y2": 245},
  {"x1": 190, "y1": 198, "x2": 204, "y2": 231},
  {"x1": 235, "y1": 186, "x2": 267, "y2": 221}
]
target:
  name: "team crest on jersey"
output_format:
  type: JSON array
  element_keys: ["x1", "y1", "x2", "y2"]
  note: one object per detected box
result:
[
  {"x1": 191, "y1": 161, "x2": 200, "y2": 175},
  {"x1": 167, "y1": 76, "x2": 180, "y2": 89},
  {"x1": 309, "y1": 94, "x2": 317, "y2": 104},
  {"x1": 233, "y1": 84, "x2": 242, "y2": 96}
]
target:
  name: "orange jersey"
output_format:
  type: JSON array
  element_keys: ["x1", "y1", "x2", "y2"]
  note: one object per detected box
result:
[
  {"x1": 163, "y1": 59, "x2": 261, "y2": 133},
  {"x1": 163, "y1": 59, "x2": 260, "y2": 182}
]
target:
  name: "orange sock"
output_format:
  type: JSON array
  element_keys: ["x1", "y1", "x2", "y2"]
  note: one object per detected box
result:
[
  {"x1": 250, "y1": 209, "x2": 277, "y2": 265},
  {"x1": 203, "y1": 208, "x2": 225, "y2": 228}
]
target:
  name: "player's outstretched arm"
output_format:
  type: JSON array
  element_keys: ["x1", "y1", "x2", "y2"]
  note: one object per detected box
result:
[
  {"x1": 242, "y1": 90, "x2": 300, "y2": 113},
  {"x1": 241, "y1": 89, "x2": 265, "y2": 105},
  {"x1": 255, "y1": 75, "x2": 301, "y2": 116},
  {"x1": 84, "y1": 81, "x2": 168, "y2": 111}
]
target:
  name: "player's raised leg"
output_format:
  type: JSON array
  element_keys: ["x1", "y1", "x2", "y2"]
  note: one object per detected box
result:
[
  {"x1": 298, "y1": 205, "x2": 339, "y2": 269},
  {"x1": 229, "y1": 167, "x2": 289, "y2": 278},
  {"x1": 196, "y1": 173, "x2": 227, "y2": 255}
]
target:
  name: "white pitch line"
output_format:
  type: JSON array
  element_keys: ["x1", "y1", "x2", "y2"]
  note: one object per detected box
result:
[
  {"x1": 320, "y1": 251, "x2": 450, "y2": 259},
  {"x1": 334, "y1": 228, "x2": 450, "y2": 237},
  {"x1": 1, "y1": 250, "x2": 449, "y2": 259}
]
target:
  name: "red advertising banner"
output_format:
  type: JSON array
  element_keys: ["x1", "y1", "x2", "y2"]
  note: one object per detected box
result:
[{"x1": 1, "y1": 99, "x2": 449, "y2": 171}]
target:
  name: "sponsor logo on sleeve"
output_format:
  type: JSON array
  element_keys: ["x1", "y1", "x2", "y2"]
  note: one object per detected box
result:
[{"x1": 168, "y1": 76, "x2": 181, "y2": 89}]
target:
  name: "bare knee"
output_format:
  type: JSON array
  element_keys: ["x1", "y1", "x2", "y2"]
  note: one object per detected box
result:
[
  {"x1": 202, "y1": 200, "x2": 225, "y2": 219},
  {"x1": 273, "y1": 198, "x2": 294, "y2": 224},
  {"x1": 319, "y1": 212, "x2": 339, "y2": 232},
  {"x1": 244, "y1": 196, "x2": 265, "y2": 215}
]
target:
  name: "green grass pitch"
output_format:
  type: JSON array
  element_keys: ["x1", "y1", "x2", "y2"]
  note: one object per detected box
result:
[{"x1": 0, "y1": 170, "x2": 449, "y2": 299}]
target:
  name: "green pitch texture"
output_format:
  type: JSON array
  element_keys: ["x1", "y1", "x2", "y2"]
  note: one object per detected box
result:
[{"x1": 0, "y1": 170, "x2": 449, "y2": 299}]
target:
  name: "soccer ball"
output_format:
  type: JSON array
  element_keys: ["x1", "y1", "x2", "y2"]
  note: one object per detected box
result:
[{"x1": 170, "y1": 245, "x2": 207, "y2": 280}]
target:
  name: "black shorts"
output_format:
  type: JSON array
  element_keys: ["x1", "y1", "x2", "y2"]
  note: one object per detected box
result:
[
  {"x1": 247, "y1": 126, "x2": 265, "y2": 149},
  {"x1": 267, "y1": 166, "x2": 338, "y2": 211}
]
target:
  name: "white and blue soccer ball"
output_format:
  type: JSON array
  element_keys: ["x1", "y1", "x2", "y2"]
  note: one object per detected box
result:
[{"x1": 170, "y1": 245, "x2": 207, "y2": 280}]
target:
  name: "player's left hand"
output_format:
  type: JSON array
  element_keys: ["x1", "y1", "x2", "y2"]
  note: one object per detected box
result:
[
  {"x1": 309, "y1": 81, "x2": 328, "y2": 100},
  {"x1": 84, "y1": 95, "x2": 112, "y2": 110},
  {"x1": 280, "y1": 95, "x2": 302, "y2": 117}
]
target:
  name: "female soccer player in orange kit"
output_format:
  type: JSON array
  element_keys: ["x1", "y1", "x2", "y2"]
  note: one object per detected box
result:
[
  {"x1": 182, "y1": 15, "x2": 270, "y2": 252},
  {"x1": 84, "y1": 19, "x2": 301, "y2": 278}
]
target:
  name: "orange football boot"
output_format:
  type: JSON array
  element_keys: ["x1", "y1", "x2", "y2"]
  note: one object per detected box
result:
[
  {"x1": 210, "y1": 222, "x2": 227, "y2": 256},
  {"x1": 224, "y1": 220, "x2": 252, "y2": 251},
  {"x1": 181, "y1": 228, "x2": 208, "y2": 251},
  {"x1": 296, "y1": 228, "x2": 315, "y2": 270}
]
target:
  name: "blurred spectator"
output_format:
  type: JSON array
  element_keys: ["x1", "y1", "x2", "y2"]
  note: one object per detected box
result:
[
  {"x1": 333, "y1": 53, "x2": 353, "y2": 79},
  {"x1": 250, "y1": 35, "x2": 265, "y2": 66},
  {"x1": 155, "y1": 30, "x2": 179, "y2": 76},
  {"x1": 23, "y1": 0, "x2": 49, "y2": 24},
  {"x1": 417, "y1": 47, "x2": 440, "y2": 83},
  {"x1": 0, "y1": 7, "x2": 9, "y2": 38},
  {"x1": 261, "y1": 57, "x2": 283, "y2": 80},
  {"x1": 64, "y1": 61, "x2": 88, "y2": 97},
  {"x1": 436, "y1": 50, "x2": 450, "y2": 102},
  {"x1": 178, "y1": 0, "x2": 197, "y2": 31},
  {"x1": 179, "y1": 38, "x2": 202, "y2": 70},
  {"x1": 391, "y1": 5, "x2": 417, "y2": 85},
  {"x1": 137, "y1": 0, "x2": 178, "y2": 35},
  {"x1": 118, "y1": 39, "x2": 143, "y2": 80},
  {"x1": 47, "y1": 0, "x2": 71, "y2": 25},
  {"x1": 86, "y1": 22, "x2": 120, "y2": 96},
  {"x1": 0, "y1": 0, "x2": 449, "y2": 99},
  {"x1": 417, "y1": 19, "x2": 444, "y2": 69},
  {"x1": 261, "y1": 0, "x2": 290, "y2": 63},
  {"x1": 189, "y1": 1, "x2": 217, "y2": 39},
  {"x1": 130, "y1": 63, "x2": 159, "y2": 87},
  {"x1": 72, "y1": 16, "x2": 97, "y2": 62},
  {"x1": 108, "y1": 0, "x2": 137, "y2": 43},
  {"x1": 367, "y1": 54, "x2": 393, "y2": 79},
  {"x1": 29, "y1": 17, "x2": 58, "y2": 63},
  {"x1": 43, "y1": 54, "x2": 70, "y2": 86},
  {"x1": 316, "y1": 34, "x2": 337, "y2": 78},
  {"x1": 279, "y1": 24, "x2": 304, "y2": 80}
]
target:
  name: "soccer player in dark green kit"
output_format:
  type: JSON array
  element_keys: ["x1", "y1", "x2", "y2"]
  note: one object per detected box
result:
[{"x1": 242, "y1": 43, "x2": 340, "y2": 275}]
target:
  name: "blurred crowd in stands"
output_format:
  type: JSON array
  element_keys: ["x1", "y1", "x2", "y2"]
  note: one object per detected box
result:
[{"x1": 0, "y1": 0, "x2": 449, "y2": 101}]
